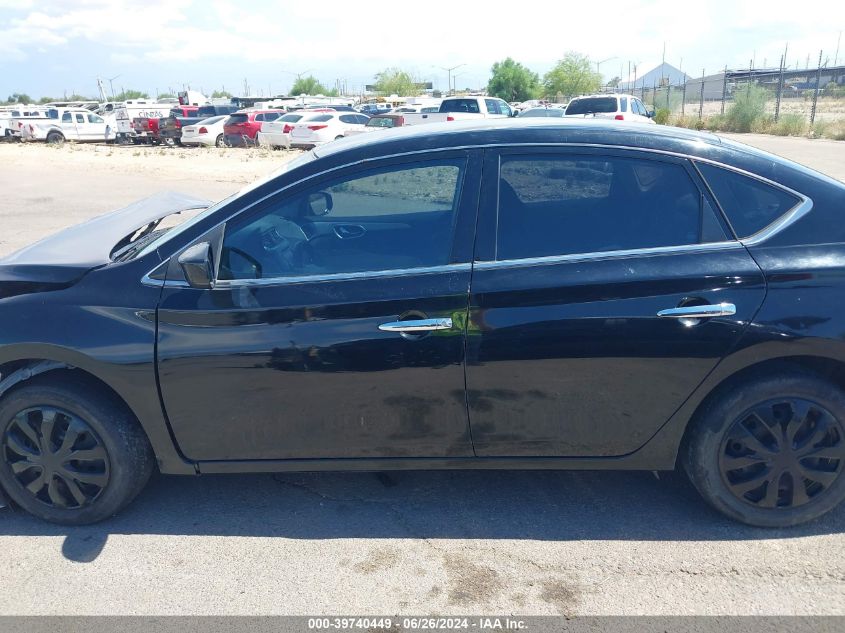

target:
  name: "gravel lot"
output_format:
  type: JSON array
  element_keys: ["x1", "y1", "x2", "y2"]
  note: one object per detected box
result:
[{"x1": 0, "y1": 134, "x2": 844, "y2": 616}]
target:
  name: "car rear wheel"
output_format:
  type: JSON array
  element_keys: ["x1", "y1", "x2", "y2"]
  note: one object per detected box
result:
[
  {"x1": 0, "y1": 375, "x2": 155, "y2": 525},
  {"x1": 683, "y1": 372, "x2": 845, "y2": 527},
  {"x1": 215, "y1": 134, "x2": 225, "y2": 148},
  {"x1": 46, "y1": 131, "x2": 64, "y2": 145}
]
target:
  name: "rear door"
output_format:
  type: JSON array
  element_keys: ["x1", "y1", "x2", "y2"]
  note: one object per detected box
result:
[{"x1": 466, "y1": 147, "x2": 766, "y2": 457}]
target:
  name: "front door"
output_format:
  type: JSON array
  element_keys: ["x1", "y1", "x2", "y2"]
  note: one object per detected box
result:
[
  {"x1": 466, "y1": 148, "x2": 766, "y2": 457},
  {"x1": 157, "y1": 151, "x2": 481, "y2": 462}
]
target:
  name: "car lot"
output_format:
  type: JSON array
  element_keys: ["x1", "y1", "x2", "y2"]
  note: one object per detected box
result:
[{"x1": 0, "y1": 133, "x2": 844, "y2": 616}]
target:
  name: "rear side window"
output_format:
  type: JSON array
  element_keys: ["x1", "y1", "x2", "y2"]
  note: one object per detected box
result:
[
  {"x1": 697, "y1": 162, "x2": 801, "y2": 238},
  {"x1": 565, "y1": 97, "x2": 618, "y2": 115},
  {"x1": 440, "y1": 99, "x2": 481, "y2": 114},
  {"x1": 496, "y1": 155, "x2": 726, "y2": 260}
]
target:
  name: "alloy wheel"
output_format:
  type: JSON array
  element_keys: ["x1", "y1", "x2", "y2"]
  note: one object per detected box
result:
[
  {"x1": 719, "y1": 398, "x2": 845, "y2": 509},
  {"x1": 2, "y1": 407, "x2": 110, "y2": 509}
]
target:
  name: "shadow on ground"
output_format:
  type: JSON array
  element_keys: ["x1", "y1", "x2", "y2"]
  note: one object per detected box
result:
[{"x1": 1, "y1": 469, "x2": 843, "y2": 562}]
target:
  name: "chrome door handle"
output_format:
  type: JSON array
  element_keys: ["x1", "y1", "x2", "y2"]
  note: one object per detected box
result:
[
  {"x1": 657, "y1": 303, "x2": 737, "y2": 318},
  {"x1": 378, "y1": 318, "x2": 453, "y2": 333}
]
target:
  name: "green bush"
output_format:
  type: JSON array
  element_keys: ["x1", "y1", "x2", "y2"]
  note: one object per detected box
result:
[
  {"x1": 653, "y1": 108, "x2": 670, "y2": 125},
  {"x1": 771, "y1": 114, "x2": 806, "y2": 136},
  {"x1": 725, "y1": 84, "x2": 770, "y2": 132}
]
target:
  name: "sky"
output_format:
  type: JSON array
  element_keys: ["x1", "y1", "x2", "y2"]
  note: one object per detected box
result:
[{"x1": 1, "y1": 0, "x2": 843, "y2": 100}]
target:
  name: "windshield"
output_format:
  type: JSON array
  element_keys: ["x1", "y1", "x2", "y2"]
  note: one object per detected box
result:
[
  {"x1": 135, "y1": 151, "x2": 319, "y2": 259},
  {"x1": 565, "y1": 97, "x2": 618, "y2": 115},
  {"x1": 226, "y1": 114, "x2": 249, "y2": 124},
  {"x1": 367, "y1": 117, "x2": 396, "y2": 128}
]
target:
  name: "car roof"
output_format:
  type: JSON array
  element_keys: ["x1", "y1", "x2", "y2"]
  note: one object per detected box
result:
[{"x1": 313, "y1": 118, "x2": 723, "y2": 159}]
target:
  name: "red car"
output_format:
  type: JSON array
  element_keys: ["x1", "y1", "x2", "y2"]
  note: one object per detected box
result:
[{"x1": 223, "y1": 110, "x2": 285, "y2": 147}]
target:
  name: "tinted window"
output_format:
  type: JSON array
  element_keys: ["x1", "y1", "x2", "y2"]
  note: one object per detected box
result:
[
  {"x1": 62, "y1": 112, "x2": 72, "y2": 122},
  {"x1": 88, "y1": 114, "x2": 104, "y2": 123},
  {"x1": 696, "y1": 162, "x2": 801, "y2": 238},
  {"x1": 497, "y1": 155, "x2": 725, "y2": 260},
  {"x1": 367, "y1": 117, "x2": 397, "y2": 128},
  {"x1": 620, "y1": 97, "x2": 628, "y2": 112},
  {"x1": 440, "y1": 99, "x2": 480, "y2": 114},
  {"x1": 339, "y1": 114, "x2": 357, "y2": 124},
  {"x1": 265, "y1": 112, "x2": 281, "y2": 121},
  {"x1": 498, "y1": 101, "x2": 512, "y2": 116},
  {"x1": 280, "y1": 114, "x2": 303, "y2": 122},
  {"x1": 227, "y1": 114, "x2": 248, "y2": 124},
  {"x1": 220, "y1": 159, "x2": 466, "y2": 280},
  {"x1": 565, "y1": 97, "x2": 618, "y2": 115},
  {"x1": 484, "y1": 99, "x2": 500, "y2": 115},
  {"x1": 254, "y1": 114, "x2": 265, "y2": 122},
  {"x1": 306, "y1": 114, "x2": 333, "y2": 123},
  {"x1": 75, "y1": 113, "x2": 85, "y2": 123}
]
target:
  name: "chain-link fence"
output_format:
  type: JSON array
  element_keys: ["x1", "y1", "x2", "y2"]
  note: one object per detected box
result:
[{"x1": 609, "y1": 53, "x2": 845, "y2": 137}]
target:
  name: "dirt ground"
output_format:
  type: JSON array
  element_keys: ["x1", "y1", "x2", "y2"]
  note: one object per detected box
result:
[{"x1": 0, "y1": 133, "x2": 844, "y2": 617}]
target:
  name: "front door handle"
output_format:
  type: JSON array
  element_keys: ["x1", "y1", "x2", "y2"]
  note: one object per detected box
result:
[
  {"x1": 378, "y1": 318, "x2": 453, "y2": 333},
  {"x1": 657, "y1": 303, "x2": 737, "y2": 319}
]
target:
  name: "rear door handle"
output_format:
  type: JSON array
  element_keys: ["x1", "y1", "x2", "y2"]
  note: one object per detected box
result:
[
  {"x1": 378, "y1": 318, "x2": 453, "y2": 333},
  {"x1": 657, "y1": 303, "x2": 737, "y2": 318}
]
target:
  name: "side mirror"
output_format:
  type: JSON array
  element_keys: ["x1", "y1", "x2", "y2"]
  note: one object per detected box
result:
[
  {"x1": 306, "y1": 191, "x2": 333, "y2": 216},
  {"x1": 646, "y1": 109, "x2": 655, "y2": 118},
  {"x1": 178, "y1": 241, "x2": 214, "y2": 289}
]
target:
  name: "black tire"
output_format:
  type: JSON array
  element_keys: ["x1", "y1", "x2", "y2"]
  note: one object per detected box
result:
[
  {"x1": 334, "y1": 135, "x2": 344, "y2": 141},
  {"x1": 45, "y1": 131, "x2": 64, "y2": 145},
  {"x1": 174, "y1": 138, "x2": 183, "y2": 147},
  {"x1": 683, "y1": 371, "x2": 845, "y2": 527},
  {"x1": 0, "y1": 374, "x2": 155, "y2": 525},
  {"x1": 215, "y1": 134, "x2": 225, "y2": 148}
]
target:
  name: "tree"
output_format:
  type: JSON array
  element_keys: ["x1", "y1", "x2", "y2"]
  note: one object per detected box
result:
[
  {"x1": 211, "y1": 90, "x2": 233, "y2": 99},
  {"x1": 542, "y1": 52, "x2": 602, "y2": 99},
  {"x1": 5, "y1": 93, "x2": 33, "y2": 104},
  {"x1": 373, "y1": 68, "x2": 417, "y2": 96},
  {"x1": 112, "y1": 89, "x2": 149, "y2": 101},
  {"x1": 157, "y1": 92, "x2": 176, "y2": 99},
  {"x1": 289, "y1": 76, "x2": 329, "y2": 95},
  {"x1": 487, "y1": 58, "x2": 540, "y2": 102}
]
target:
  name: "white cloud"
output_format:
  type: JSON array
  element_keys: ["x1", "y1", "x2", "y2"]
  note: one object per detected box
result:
[{"x1": 2, "y1": 0, "x2": 844, "y2": 94}]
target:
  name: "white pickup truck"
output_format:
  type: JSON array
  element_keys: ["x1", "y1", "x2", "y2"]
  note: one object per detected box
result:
[
  {"x1": 20, "y1": 108, "x2": 115, "y2": 143},
  {"x1": 400, "y1": 96, "x2": 516, "y2": 126}
]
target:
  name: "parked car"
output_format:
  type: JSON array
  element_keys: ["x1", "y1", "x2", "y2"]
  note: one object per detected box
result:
[
  {"x1": 180, "y1": 115, "x2": 229, "y2": 148},
  {"x1": 564, "y1": 94, "x2": 655, "y2": 123},
  {"x1": 3, "y1": 119, "x2": 845, "y2": 527},
  {"x1": 401, "y1": 96, "x2": 515, "y2": 126},
  {"x1": 518, "y1": 107, "x2": 565, "y2": 118},
  {"x1": 20, "y1": 109, "x2": 115, "y2": 144},
  {"x1": 222, "y1": 110, "x2": 285, "y2": 147},
  {"x1": 345, "y1": 114, "x2": 407, "y2": 136},
  {"x1": 287, "y1": 112, "x2": 370, "y2": 148},
  {"x1": 255, "y1": 111, "x2": 334, "y2": 149},
  {"x1": 157, "y1": 106, "x2": 200, "y2": 145},
  {"x1": 358, "y1": 103, "x2": 392, "y2": 116},
  {"x1": 114, "y1": 101, "x2": 171, "y2": 144},
  {"x1": 131, "y1": 116, "x2": 163, "y2": 144}
]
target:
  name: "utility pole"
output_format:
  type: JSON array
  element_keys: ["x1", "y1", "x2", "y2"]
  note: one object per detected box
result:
[
  {"x1": 836, "y1": 31, "x2": 842, "y2": 66},
  {"x1": 437, "y1": 63, "x2": 465, "y2": 96}
]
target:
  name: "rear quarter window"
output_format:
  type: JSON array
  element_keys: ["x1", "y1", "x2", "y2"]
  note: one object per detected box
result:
[{"x1": 697, "y1": 162, "x2": 802, "y2": 238}]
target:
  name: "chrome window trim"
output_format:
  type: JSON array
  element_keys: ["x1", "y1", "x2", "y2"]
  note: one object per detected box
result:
[
  {"x1": 473, "y1": 240, "x2": 742, "y2": 272},
  {"x1": 141, "y1": 140, "x2": 814, "y2": 287},
  {"x1": 213, "y1": 262, "x2": 472, "y2": 289}
]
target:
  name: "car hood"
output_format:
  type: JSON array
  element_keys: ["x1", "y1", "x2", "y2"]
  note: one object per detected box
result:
[{"x1": 0, "y1": 191, "x2": 211, "y2": 287}]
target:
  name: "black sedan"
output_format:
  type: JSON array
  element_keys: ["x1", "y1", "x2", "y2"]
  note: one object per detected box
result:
[{"x1": 2, "y1": 119, "x2": 845, "y2": 526}]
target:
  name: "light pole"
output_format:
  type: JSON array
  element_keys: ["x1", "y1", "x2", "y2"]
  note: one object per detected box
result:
[
  {"x1": 434, "y1": 63, "x2": 465, "y2": 96},
  {"x1": 281, "y1": 69, "x2": 315, "y2": 94},
  {"x1": 595, "y1": 57, "x2": 617, "y2": 88}
]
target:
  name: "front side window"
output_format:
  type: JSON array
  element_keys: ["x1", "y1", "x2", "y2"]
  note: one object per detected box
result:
[
  {"x1": 696, "y1": 162, "x2": 801, "y2": 238},
  {"x1": 219, "y1": 159, "x2": 466, "y2": 281},
  {"x1": 88, "y1": 114, "x2": 104, "y2": 124},
  {"x1": 485, "y1": 99, "x2": 500, "y2": 115},
  {"x1": 496, "y1": 155, "x2": 726, "y2": 260},
  {"x1": 62, "y1": 112, "x2": 72, "y2": 122},
  {"x1": 75, "y1": 113, "x2": 85, "y2": 123}
]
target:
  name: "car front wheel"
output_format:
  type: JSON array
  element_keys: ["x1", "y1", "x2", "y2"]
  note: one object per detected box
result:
[
  {"x1": 0, "y1": 374, "x2": 155, "y2": 525},
  {"x1": 683, "y1": 371, "x2": 845, "y2": 527}
]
